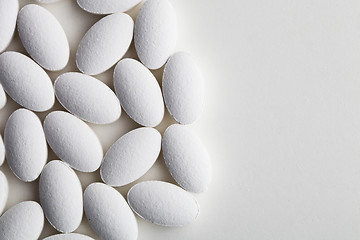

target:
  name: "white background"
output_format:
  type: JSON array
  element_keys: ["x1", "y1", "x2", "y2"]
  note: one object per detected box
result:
[{"x1": 1, "y1": 0, "x2": 360, "y2": 239}]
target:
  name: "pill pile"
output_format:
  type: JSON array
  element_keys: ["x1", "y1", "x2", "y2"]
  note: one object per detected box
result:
[{"x1": 0, "y1": 0, "x2": 211, "y2": 239}]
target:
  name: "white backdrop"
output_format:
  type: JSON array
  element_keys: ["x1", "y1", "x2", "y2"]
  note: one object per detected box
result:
[{"x1": 1, "y1": 0, "x2": 360, "y2": 239}]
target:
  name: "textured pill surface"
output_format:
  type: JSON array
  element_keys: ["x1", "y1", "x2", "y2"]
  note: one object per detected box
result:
[
  {"x1": 0, "y1": 84, "x2": 6, "y2": 110},
  {"x1": 0, "y1": 0, "x2": 18, "y2": 52},
  {"x1": 127, "y1": 181, "x2": 200, "y2": 226},
  {"x1": 0, "y1": 171, "x2": 8, "y2": 215},
  {"x1": 43, "y1": 233, "x2": 95, "y2": 240},
  {"x1": 17, "y1": 4, "x2": 69, "y2": 71},
  {"x1": 101, "y1": 127, "x2": 161, "y2": 186},
  {"x1": 163, "y1": 52, "x2": 204, "y2": 124},
  {"x1": 4, "y1": 109, "x2": 47, "y2": 182},
  {"x1": 0, "y1": 51, "x2": 55, "y2": 112},
  {"x1": 0, "y1": 201, "x2": 44, "y2": 240},
  {"x1": 114, "y1": 58, "x2": 164, "y2": 127},
  {"x1": 0, "y1": 134, "x2": 4, "y2": 166},
  {"x1": 77, "y1": 0, "x2": 141, "y2": 14},
  {"x1": 134, "y1": 0, "x2": 177, "y2": 69},
  {"x1": 162, "y1": 124, "x2": 211, "y2": 193},
  {"x1": 76, "y1": 13, "x2": 133, "y2": 75},
  {"x1": 44, "y1": 111, "x2": 103, "y2": 172},
  {"x1": 39, "y1": 160, "x2": 83, "y2": 233},
  {"x1": 55, "y1": 72, "x2": 121, "y2": 124},
  {"x1": 84, "y1": 183, "x2": 138, "y2": 240}
]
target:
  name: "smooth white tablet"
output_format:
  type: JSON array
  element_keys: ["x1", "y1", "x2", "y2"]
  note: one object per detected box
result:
[
  {"x1": 0, "y1": 0, "x2": 18, "y2": 52},
  {"x1": 55, "y1": 72, "x2": 121, "y2": 124},
  {"x1": 127, "y1": 181, "x2": 200, "y2": 226},
  {"x1": 84, "y1": 183, "x2": 138, "y2": 240},
  {"x1": 4, "y1": 109, "x2": 47, "y2": 182},
  {"x1": 76, "y1": 13, "x2": 133, "y2": 75},
  {"x1": 0, "y1": 134, "x2": 4, "y2": 166},
  {"x1": 162, "y1": 124, "x2": 211, "y2": 193},
  {"x1": 43, "y1": 111, "x2": 103, "y2": 172},
  {"x1": 0, "y1": 201, "x2": 44, "y2": 240},
  {"x1": 0, "y1": 171, "x2": 8, "y2": 215},
  {"x1": 163, "y1": 52, "x2": 204, "y2": 124},
  {"x1": 77, "y1": 0, "x2": 141, "y2": 14},
  {"x1": 0, "y1": 84, "x2": 6, "y2": 110},
  {"x1": 39, "y1": 160, "x2": 83, "y2": 233},
  {"x1": 134, "y1": 0, "x2": 177, "y2": 69},
  {"x1": 44, "y1": 233, "x2": 95, "y2": 240},
  {"x1": 17, "y1": 4, "x2": 69, "y2": 71},
  {"x1": 0, "y1": 51, "x2": 55, "y2": 112},
  {"x1": 113, "y1": 58, "x2": 164, "y2": 127},
  {"x1": 101, "y1": 127, "x2": 161, "y2": 186}
]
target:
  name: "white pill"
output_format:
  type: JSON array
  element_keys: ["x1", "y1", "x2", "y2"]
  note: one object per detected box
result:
[
  {"x1": 0, "y1": 51, "x2": 55, "y2": 112},
  {"x1": 39, "y1": 160, "x2": 83, "y2": 233},
  {"x1": 163, "y1": 52, "x2": 204, "y2": 124},
  {"x1": 35, "y1": 0, "x2": 60, "y2": 3},
  {"x1": 43, "y1": 233, "x2": 95, "y2": 240},
  {"x1": 0, "y1": 84, "x2": 6, "y2": 110},
  {"x1": 17, "y1": 4, "x2": 69, "y2": 71},
  {"x1": 114, "y1": 58, "x2": 164, "y2": 127},
  {"x1": 0, "y1": 201, "x2": 44, "y2": 240},
  {"x1": 127, "y1": 181, "x2": 200, "y2": 226},
  {"x1": 4, "y1": 109, "x2": 47, "y2": 182},
  {"x1": 84, "y1": 183, "x2": 138, "y2": 240},
  {"x1": 101, "y1": 127, "x2": 161, "y2": 186},
  {"x1": 162, "y1": 124, "x2": 211, "y2": 193},
  {"x1": 77, "y1": 0, "x2": 141, "y2": 15},
  {"x1": 0, "y1": 0, "x2": 18, "y2": 53},
  {"x1": 55, "y1": 72, "x2": 121, "y2": 124},
  {"x1": 44, "y1": 111, "x2": 103, "y2": 172},
  {"x1": 0, "y1": 134, "x2": 4, "y2": 166},
  {"x1": 134, "y1": 0, "x2": 177, "y2": 69},
  {"x1": 0, "y1": 171, "x2": 8, "y2": 215},
  {"x1": 76, "y1": 13, "x2": 133, "y2": 75}
]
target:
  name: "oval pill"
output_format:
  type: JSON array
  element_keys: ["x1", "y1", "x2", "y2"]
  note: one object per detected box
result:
[
  {"x1": 0, "y1": 84, "x2": 6, "y2": 110},
  {"x1": 162, "y1": 124, "x2": 211, "y2": 193},
  {"x1": 39, "y1": 160, "x2": 83, "y2": 233},
  {"x1": 163, "y1": 52, "x2": 204, "y2": 124},
  {"x1": 0, "y1": 171, "x2": 8, "y2": 215},
  {"x1": 43, "y1": 233, "x2": 95, "y2": 240},
  {"x1": 101, "y1": 127, "x2": 161, "y2": 186},
  {"x1": 134, "y1": 0, "x2": 177, "y2": 69},
  {"x1": 4, "y1": 109, "x2": 47, "y2": 182},
  {"x1": 0, "y1": 201, "x2": 44, "y2": 240},
  {"x1": 0, "y1": 134, "x2": 4, "y2": 166},
  {"x1": 0, "y1": 0, "x2": 18, "y2": 52},
  {"x1": 44, "y1": 111, "x2": 103, "y2": 172},
  {"x1": 17, "y1": 4, "x2": 69, "y2": 71},
  {"x1": 76, "y1": 13, "x2": 133, "y2": 75},
  {"x1": 127, "y1": 181, "x2": 200, "y2": 226},
  {"x1": 0, "y1": 51, "x2": 55, "y2": 112},
  {"x1": 84, "y1": 183, "x2": 138, "y2": 240},
  {"x1": 113, "y1": 58, "x2": 164, "y2": 127},
  {"x1": 77, "y1": 0, "x2": 141, "y2": 15},
  {"x1": 55, "y1": 72, "x2": 121, "y2": 124}
]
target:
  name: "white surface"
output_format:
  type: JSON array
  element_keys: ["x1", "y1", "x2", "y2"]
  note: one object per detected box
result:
[
  {"x1": 43, "y1": 233, "x2": 95, "y2": 240},
  {"x1": 0, "y1": 0, "x2": 359, "y2": 239},
  {"x1": 76, "y1": 0, "x2": 142, "y2": 15},
  {"x1": 0, "y1": 0, "x2": 18, "y2": 52},
  {"x1": 0, "y1": 171, "x2": 8, "y2": 215},
  {"x1": 0, "y1": 84, "x2": 6, "y2": 110}
]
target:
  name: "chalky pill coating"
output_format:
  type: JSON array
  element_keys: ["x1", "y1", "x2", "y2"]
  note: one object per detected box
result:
[
  {"x1": 0, "y1": 134, "x2": 4, "y2": 166},
  {"x1": 101, "y1": 127, "x2": 161, "y2": 186},
  {"x1": 4, "y1": 109, "x2": 47, "y2": 182},
  {"x1": 0, "y1": 0, "x2": 18, "y2": 53},
  {"x1": 0, "y1": 171, "x2": 8, "y2": 215},
  {"x1": 0, "y1": 84, "x2": 6, "y2": 110},
  {"x1": 162, "y1": 124, "x2": 211, "y2": 193},
  {"x1": 134, "y1": 0, "x2": 177, "y2": 69},
  {"x1": 44, "y1": 111, "x2": 103, "y2": 172},
  {"x1": 55, "y1": 72, "x2": 121, "y2": 124},
  {"x1": 128, "y1": 181, "x2": 200, "y2": 226},
  {"x1": 0, "y1": 51, "x2": 55, "y2": 112},
  {"x1": 84, "y1": 183, "x2": 138, "y2": 240},
  {"x1": 114, "y1": 58, "x2": 164, "y2": 127},
  {"x1": 77, "y1": 0, "x2": 142, "y2": 14},
  {"x1": 17, "y1": 4, "x2": 69, "y2": 71},
  {"x1": 163, "y1": 52, "x2": 204, "y2": 124},
  {"x1": 43, "y1": 233, "x2": 95, "y2": 240},
  {"x1": 39, "y1": 160, "x2": 83, "y2": 233},
  {"x1": 0, "y1": 201, "x2": 44, "y2": 240},
  {"x1": 35, "y1": 0, "x2": 61, "y2": 3},
  {"x1": 76, "y1": 13, "x2": 133, "y2": 75}
]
